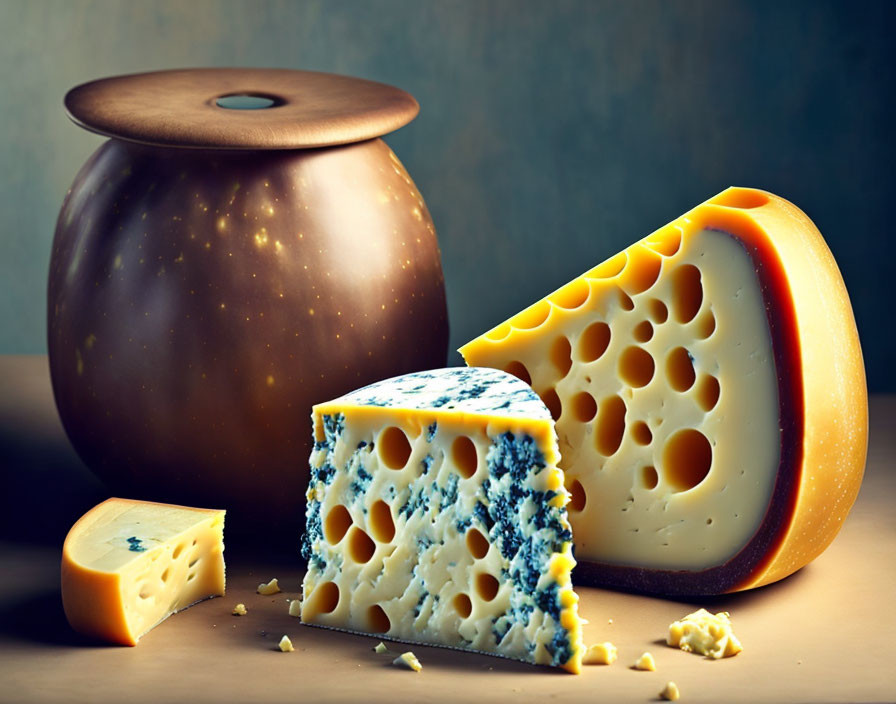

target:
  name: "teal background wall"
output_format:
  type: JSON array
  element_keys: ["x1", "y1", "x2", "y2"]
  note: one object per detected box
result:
[{"x1": 1, "y1": 0, "x2": 894, "y2": 389}]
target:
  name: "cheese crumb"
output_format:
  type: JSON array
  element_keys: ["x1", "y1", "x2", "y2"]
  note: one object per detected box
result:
[
  {"x1": 257, "y1": 578, "x2": 281, "y2": 595},
  {"x1": 667, "y1": 609, "x2": 742, "y2": 659},
  {"x1": 634, "y1": 652, "x2": 656, "y2": 671},
  {"x1": 583, "y1": 642, "x2": 618, "y2": 665},
  {"x1": 288, "y1": 599, "x2": 302, "y2": 617},
  {"x1": 278, "y1": 635, "x2": 294, "y2": 652},
  {"x1": 660, "y1": 681, "x2": 681, "y2": 701},
  {"x1": 393, "y1": 651, "x2": 422, "y2": 672},
  {"x1": 232, "y1": 603, "x2": 247, "y2": 616},
  {"x1": 374, "y1": 642, "x2": 389, "y2": 654}
]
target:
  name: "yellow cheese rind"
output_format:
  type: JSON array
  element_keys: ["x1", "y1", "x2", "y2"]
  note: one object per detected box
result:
[
  {"x1": 61, "y1": 498, "x2": 225, "y2": 645},
  {"x1": 460, "y1": 187, "x2": 867, "y2": 593}
]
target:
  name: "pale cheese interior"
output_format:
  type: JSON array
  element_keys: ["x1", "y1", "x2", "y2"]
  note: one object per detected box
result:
[
  {"x1": 67, "y1": 500, "x2": 225, "y2": 641},
  {"x1": 461, "y1": 227, "x2": 780, "y2": 571}
]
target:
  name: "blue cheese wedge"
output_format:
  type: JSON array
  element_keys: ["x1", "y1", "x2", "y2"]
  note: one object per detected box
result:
[{"x1": 300, "y1": 367, "x2": 584, "y2": 673}]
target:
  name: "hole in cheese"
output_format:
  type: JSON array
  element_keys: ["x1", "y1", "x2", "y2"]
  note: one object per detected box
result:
[
  {"x1": 567, "y1": 478, "x2": 586, "y2": 512},
  {"x1": 504, "y1": 360, "x2": 532, "y2": 386},
  {"x1": 647, "y1": 227, "x2": 682, "y2": 257},
  {"x1": 367, "y1": 604, "x2": 391, "y2": 633},
  {"x1": 664, "y1": 429, "x2": 713, "y2": 492},
  {"x1": 619, "y1": 346, "x2": 655, "y2": 388},
  {"x1": 453, "y1": 593, "x2": 472, "y2": 619},
  {"x1": 711, "y1": 188, "x2": 770, "y2": 209},
  {"x1": 550, "y1": 336, "x2": 573, "y2": 377},
  {"x1": 348, "y1": 527, "x2": 376, "y2": 563},
  {"x1": 617, "y1": 289, "x2": 634, "y2": 311},
  {"x1": 510, "y1": 299, "x2": 551, "y2": 330},
  {"x1": 161, "y1": 568, "x2": 170, "y2": 583},
  {"x1": 696, "y1": 310, "x2": 716, "y2": 339},
  {"x1": 485, "y1": 322, "x2": 512, "y2": 342},
  {"x1": 379, "y1": 426, "x2": 412, "y2": 469},
  {"x1": 577, "y1": 322, "x2": 611, "y2": 363},
  {"x1": 369, "y1": 500, "x2": 395, "y2": 543},
  {"x1": 452, "y1": 436, "x2": 478, "y2": 479},
  {"x1": 696, "y1": 375, "x2": 721, "y2": 412},
  {"x1": 666, "y1": 347, "x2": 696, "y2": 392},
  {"x1": 551, "y1": 278, "x2": 590, "y2": 310},
  {"x1": 631, "y1": 421, "x2": 652, "y2": 445},
  {"x1": 540, "y1": 388, "x2": 562, "y2": 421},
  {"x1": 595, "y1": 395, "x2": 627, "y2": 456},
  {"x1": 641, "y1": 466, "x2": 659, "y2": 490},
  {"x1": 622, "y1": 246, "x2": 662, "y2": 294},
  {"x1": 324, "y1": 505, "x2": 353, "y2": 544},
  {"x1": 671, "y1": 265, "x2": 703, "y2": 324},
  {"x1": 172, "y1": 543, "x2": 185, "y2": 559},
  {"x1": 475, "y1": 573, "x2": 500, "y2": 602},
  {"x1": 648, "y1": 298, "x2": 668, "y2": 324},
  {"x1": 587, "y1": 251, "x2": 626, "y2": 279},
  {"x1": 465, "y1": 528, "x2": 489, "y2": 559},
  {"x1": 571, "y1": 392, "x2": 597, "y2": 423},
  {"x1": 306, "y1": 581, "x2": 340, "y2": 617},
  {"x1": 633, "y1": 320, "x2": 654, "y2": 342}
]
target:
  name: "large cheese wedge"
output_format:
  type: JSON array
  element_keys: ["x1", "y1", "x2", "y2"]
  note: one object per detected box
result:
[
  {"x1": 460, "y1": 187, "x2": 867, "y2": 595},
  {"x1": 301, "y1": 368, "x2": 584, "y2": 672},
  {"x1": 61, "y1": 498, "x2": 225, "y2": 645}
]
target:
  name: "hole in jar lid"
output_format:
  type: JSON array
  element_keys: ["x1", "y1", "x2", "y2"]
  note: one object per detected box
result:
[{"x1": 215, "y1": 93, "x2": 282, "y2": 110}]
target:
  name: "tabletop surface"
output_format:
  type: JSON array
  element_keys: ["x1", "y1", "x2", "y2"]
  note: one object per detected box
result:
[{"x1": 1, "y1": 355, "x2": 893, "y2": 704}]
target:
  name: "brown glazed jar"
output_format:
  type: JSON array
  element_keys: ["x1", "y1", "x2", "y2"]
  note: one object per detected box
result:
[{"x1": 48, "y1": 69, "x2": 448, "y2": 539}]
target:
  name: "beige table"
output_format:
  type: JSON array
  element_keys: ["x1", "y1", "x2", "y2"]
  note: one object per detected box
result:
[{"x1": 1, "y1": 356, "x2": 893, "y2": 703}]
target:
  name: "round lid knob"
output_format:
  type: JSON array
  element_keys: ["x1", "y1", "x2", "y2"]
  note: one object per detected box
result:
[{"x1": 64, "y1": 68, "x2": 420, "y2": 150}]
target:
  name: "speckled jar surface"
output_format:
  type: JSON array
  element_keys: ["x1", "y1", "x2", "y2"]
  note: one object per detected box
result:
[{"x1": 48, "y1": 69, "x2": 449, "y2": 536}]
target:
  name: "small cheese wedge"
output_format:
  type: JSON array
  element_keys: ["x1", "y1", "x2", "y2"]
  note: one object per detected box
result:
[
  {"x1": 460, "y1": 187, "x2": 867, "y2": 595},
  {"x1": 61, "y1": 498, "x2": 225, "y2": 645},
  {"x1": 301, "y1": 368, "x2": 584, "y2": 673}
]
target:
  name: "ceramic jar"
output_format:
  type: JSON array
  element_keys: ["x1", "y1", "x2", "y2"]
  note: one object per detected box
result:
[{"x1": 48, "y1": 69, "x2": 448, "y2": 535}]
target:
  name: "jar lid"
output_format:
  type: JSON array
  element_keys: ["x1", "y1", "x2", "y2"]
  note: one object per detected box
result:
[{"x1": 64, "y1": 68, "x2": 420, "y2": 150}]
